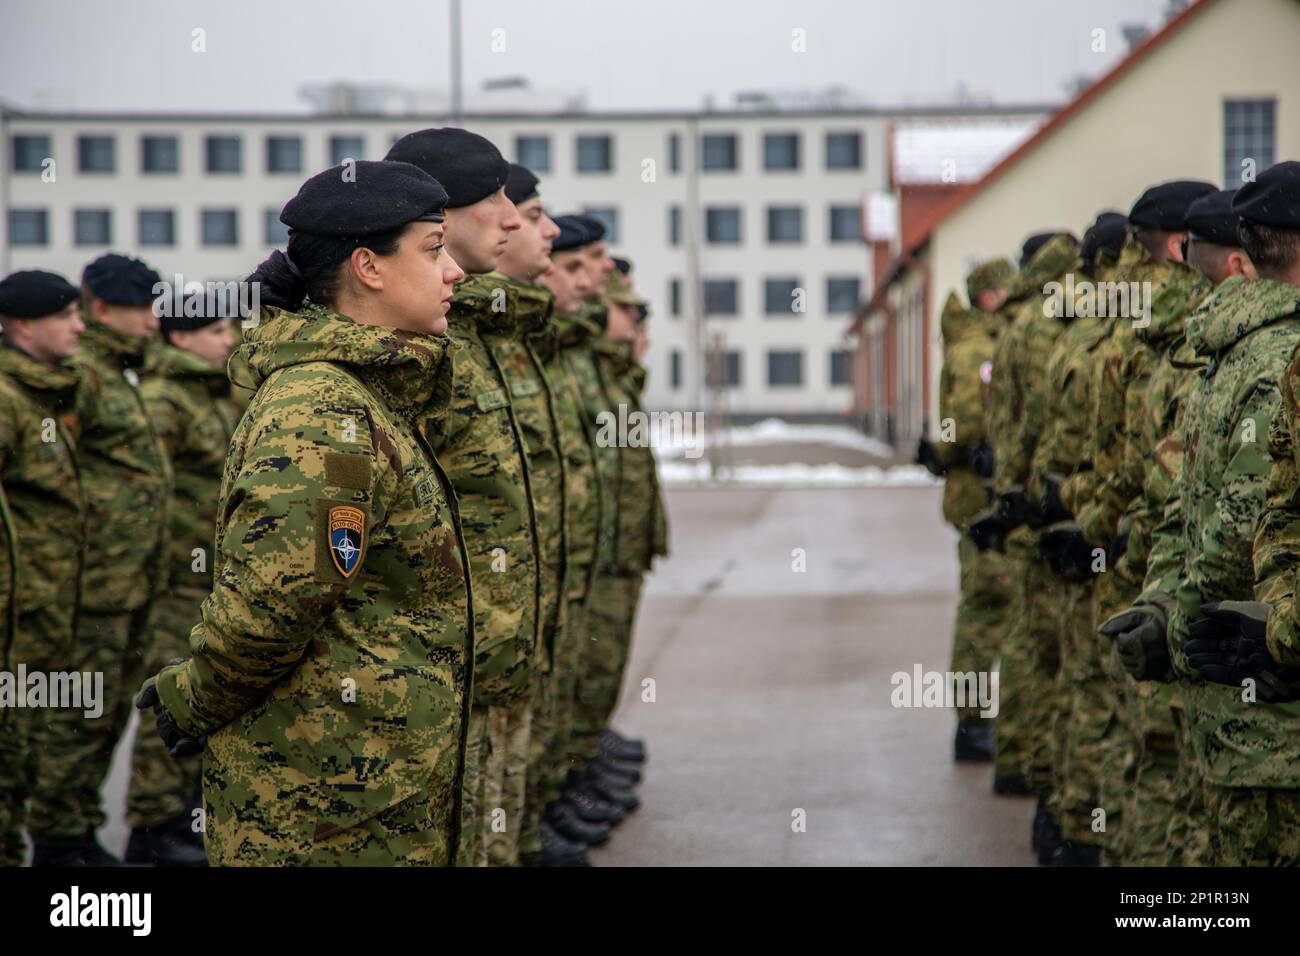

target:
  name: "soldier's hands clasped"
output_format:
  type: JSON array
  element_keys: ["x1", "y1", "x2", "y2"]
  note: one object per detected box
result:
[
  {"x1": 136, "y1": 663, "x2": 208, "y2": 759},
  {"x1": 1186, "y1": 602, "x2": 1300, "y2": 702},
  {"x1": 916, "y1": 437, "x2": 947, "y2": 477},
  {"x1": 1099, "y1": 606, "x2": 1172, "y2": 682}
]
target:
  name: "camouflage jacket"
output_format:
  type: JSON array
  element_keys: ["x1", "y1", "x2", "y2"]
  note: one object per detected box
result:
[
  {"x1": 1077, "y1": 239, "x2": 1210, "y2": 547},
  {"x1": 534, "y1": 312, "x2": 601, "y2": 605},
  {"x1": 140, "y1": 344, "x2": 241, "y2": 597},
  {"x1": 73, "y1": 320, "x2": 171, "y2": 612},
  {"x1": 1033, "y1": 313, "x2": 1110, "y2": 508},
  {"x1": 0, "y1": 343, "x2": 86, "y2": 627},
  {"x1": 430, "y1": 278, "x2": 540, "y2": 706},
  {"x1": 475, "y1": 272, "x2": 563, "y2": 669},
  {"x1": 1141, "y1": 277, "x2": 1300, "y2": 788},
  {"x1": 155, "y1": 304, "x2": 472, "y2": 865},
  {"x1": 0, "y1": 482, "x2": 15, "y2": 667},
  {"x1": 935, "y1": 293, "x2": 1000, "y2": 529}
]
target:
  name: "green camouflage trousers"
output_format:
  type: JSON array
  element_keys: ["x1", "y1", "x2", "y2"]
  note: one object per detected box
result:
[
  {"x1": 1207, "y1": 785, "x2": 1300, "y2": 866},
  {"x1": 6, "y1": 604, "x2": 104, "y2": 847},
  {"x1": 1051, "y1": 576, "x2": 1110, "y2": 846},
  {"x1": 950, "y1": 537, "x2": 1011, "y2": 723},
  {"x1": 126, "y1": 590, "x2": 201, "y2": 829},
  {"x1": 456, "y1": 695, "x2": 533, "y2": 867},
  {"x1": 1119, "y1": 718, "x2": 1179, "y2": 866},
  {"x1": 993, "y1": 551, "x2": 1032, "y2": 782},
  {"x1": 1092, "y1": 554, "x2": 1141, "y2": 861},
  {"x1": 1164, "y1": 705, "x2": 1214, "y2": 866},
  {"x1": 1002, "y1": 533, "x2": 1062, "y2": 795},
  {"x1": 570, "y1": 571, "x2": 642, "y2": 763}
]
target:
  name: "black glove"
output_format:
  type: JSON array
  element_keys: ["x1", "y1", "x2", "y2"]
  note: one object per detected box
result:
[
  {"x1": 1186, "y1": 602, "x2": 1298, "y2": 702},
  {"x1": 1099, "y1": 607, "x2": 1172, "y2": 681},
  {"x1": 965, "y1": 505, "x2": 1006, "y2": 553},
  {"x1": 997, "y1": 488, "x2": 1030, "y2": 530},
  {"x1": 1038, "y1": 473, "x2": 1072, "y2": 525},
  {"x1": 1038, "y1": 524, "x2": 1097, "y2": 581},
  {"x1": 135, "y1": 662, "x2": 207, "y2": 758},
  {"x1": 915, "y1": 437, "x2": 947, "y2": 477},
  {"x1": 1107, "y1": 529, "x2": 1130, "y2": 570},
  {"x1": 969, "y1": 441, "x2": 995, "y2": 479}
]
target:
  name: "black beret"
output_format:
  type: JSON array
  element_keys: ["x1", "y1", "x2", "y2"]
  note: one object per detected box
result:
[
  {"x1": 1233, "y1": 161, "x2": 1300, "y2": 230},
  {"x1": 280, "y1": 160, "x2": 447, "y2": 237},
  {"x1": 1185, "y1": 189, "x2": 1242, "y2": 247},
  {"x1": 160, "y1": 290, "x2": 237, "y2": 335},
  {"x1": 505, "y1": 163, "x2": 540, "y2": 205},
  {"x1": 611, "y1": 256, "x2": 632, "y2": 275},
  {"x1": 573, "y1": 214, "x2": 606, "y2": 244},
  {"x1": 81, "y1": 253, "x2": 162, "y2": 307},
  {"x1": 1019, "y1": 232, "x2": 1058, "y2": 268},
  {"x1": 1128, "y1": 179, "x2": 1217, "y2": 231},
  {"x1": 551, "y1": 216, "x2": 588, "y2": 253},
  {"x1": 385, "y1": 128, "x2": 510, "y2": 208},
  {"x1": 0, "y1": 269, "x2": 80, "y2": 319},
  {"x1": 1081, "y1": 211, "x2": 1128, "y2": 264}
]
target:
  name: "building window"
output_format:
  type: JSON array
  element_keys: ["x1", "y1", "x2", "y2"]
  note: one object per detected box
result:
[
  {"x1": 74, "y1": 209, "x2": 112, "y2": 246},
  {"x1": 701, "y1": 133, "x2": 738, "y2": 171},
  {"x1": 706, "y1": 350, "x2": 742, "y2": 388},
  {"x1": 829, "y1": 205, "x2": 862, "y2": 243},
  {"x1": 515, "y1": 135, "x2": 550, "y2": 173},
  {"x1": 668, "y1": 132, "x2": 681, "y2": 173},
  {"x1": 8, "y1": 209, "x2": 48, "y2": 246},
  {"x1": 329, "y1": 135, "x2": 364, "y2": 167},
  {"x1": 201, "y1": 208, "x2": 239, "y2": 246},
  {"x1": 767, "y1": 206, "x2": 803, "y2": 243},
  {"x1": 12, "y1": 135, "x2": 51, "y2": 173},
  {"x1": 266, "y1": 135, "x2": 302, "y2": 173},
  {"x1": 1223, "y1": 99, "x2": 1276, "y2": 187},
  {"x1": 705, "y1": 207, "x2": 742, "y2": 244},
  {"x1": 826, "y1": 131, "x2": 862, "y2": 170},
  {"x1": 764, "y1": 277, "x2": 801, "y2": 316},
  {"x1": 582, "y1": 207, "x2": 619, "y2": 244},
  {"x1": 670, "y1": 349, "x2": 682, "y2": 389},
  {"x1": 264, "y1": 208, "x2": 290, "y2": 246},
  {"x1": 667, "y1": 206, "x2": 682, "y2": 246},
  {"x1": 141, "y1": 135, "x2": 179, "y2": 173},
  {"x1": 830, "y1": 349, "x2": 853, "y2": 386},
  {"x1": 826, "y1": 276, "x2": 862, "y2": 313},
  {"x1": 669, "y1": 278, "x2": 681, "y2": 317},
  {"x1": 77, "y1": 136, "x2": 115, "y2": 174},
  {"x1": 703, "y1": 279, "x2": 739, "y2": 316},
  {"x1": 205, "y1": 135, "x2": 242, "y2": 174},
  {"x1": 763, "y1": 132, "x2": 799, "y2": 171},
  {"x1": 767, "y1": 349, "x2": 803, "y2": 387},
  {"x1": 576, "y1": 134, "x2": 613, "y2": 173},
  {"x1": 138, "y1": 209, "x2": 175, "y2": 246}
]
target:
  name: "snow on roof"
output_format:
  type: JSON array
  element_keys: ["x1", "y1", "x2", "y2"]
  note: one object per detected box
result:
[{"x1": 892, "y1": 118, "x2": 1042, "y2": 185}]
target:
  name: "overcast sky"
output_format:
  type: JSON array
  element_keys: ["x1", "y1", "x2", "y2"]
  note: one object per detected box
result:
[{"x1": 1, "y1": 0, "x2": 1176, "y2": 113}]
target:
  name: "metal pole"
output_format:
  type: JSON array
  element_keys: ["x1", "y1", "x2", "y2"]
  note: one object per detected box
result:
[{"x1": 449, "y1": 0, "x2": 463, "y2": 121}]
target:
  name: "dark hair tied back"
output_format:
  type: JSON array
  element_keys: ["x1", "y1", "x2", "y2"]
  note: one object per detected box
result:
[{"x1": 245, "y1": 226, "x2": 407, "y2": 313}]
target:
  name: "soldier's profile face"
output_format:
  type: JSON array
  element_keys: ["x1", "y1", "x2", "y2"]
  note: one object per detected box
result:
[
  {"x1": 18, "y1": 303, "x2": 84, "y2": 361},
  {"x1": 539, "y1": 250, "x2": 585, "y2": 313},
  {"x1": 174, "y1": 318, "x2": 236, "y2": 368},
  {"x1": 100, "y1": 301, "x2": 159, "y2": 338},
  {"x1": 498, "y1": 197, "x2": 557, "y2": 282},
  {"x1": 605, "y1": 301, "x2": 639, "y2": 343},
  {"x1": 372, "y1": 222, "x2": 464, "y2": 335},
  {"x1": 444, "y1": 188, "x2": 522, "y2": 276}
]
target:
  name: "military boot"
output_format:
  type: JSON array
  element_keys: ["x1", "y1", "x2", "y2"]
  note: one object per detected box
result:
[
  {"x1": 536, "y1": 821, "x2": 591, "y2": 867},
  {"x1": 570, "y1": 768, "x2": 639, "y2": 812},
  {"x1": 124, "y1": 815, "x2": 208, "y2": 866},
  {"x1": 994, "y1": 773, "x2": 1032, "y2": 796},
  {"x1": 560, "y1": 784, "x2": 625, "y2": 825},
  {"x1": 584, "y1": 759, "x2": 637, "y2": 791},
  {"x1": 32, "y1": 833, "x2": 121, "y2": 867},
  {"x1": 592, "y1": 752, "x2": 643, "y2": 782},
  {"x1": 1034, "y1": 803, "x2": 1065, "y2": 866},
  {"x1": 953, "y1": 718, "x2": 994, "y2": 762},
  {"x1": 1049, "y1": 841, "x2": 1101, "y2": 867},
  {"x1": 544, "y1": 800, "x2": 611, "y2": 846},
  {"x1": 598, "y1": 727, "x2": 646, "y2": 763}
]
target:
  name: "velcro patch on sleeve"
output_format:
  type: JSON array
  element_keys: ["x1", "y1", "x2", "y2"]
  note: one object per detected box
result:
[
  {"x1": 324, "y1": 452, "x2": 372, "y2": 490},
  {"x1": 475, "y1": 388, "x2": 509, "y2": 412}
]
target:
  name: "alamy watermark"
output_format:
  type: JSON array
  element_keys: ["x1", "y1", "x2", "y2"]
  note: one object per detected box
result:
[
  {"x1": 1042, "y1": 274, "x2": 1153, "y2": 328},
  {"x1": 0, "y1": 666, "x2": 103, "y2": 718},
  {"x1": 595, "y1": 403, "x2": 705, "y2": 459},
  {"x1": 153, "y1": 275, "x2": 261, "y2": 327},
  {"x1": 890, "y1": 664, "x2": 999, "y2": 718}
]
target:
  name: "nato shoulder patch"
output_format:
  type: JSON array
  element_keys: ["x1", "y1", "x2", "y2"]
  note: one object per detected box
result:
[
  {"x1": 476, "y1": 388, "x2": 509, "y2": 412},
  {"x1": 509, "y1": 377, "x2": 541, "y2": 398},
  {"x1": 327, "y1": 505, "x2": 365, "y2": 578}
]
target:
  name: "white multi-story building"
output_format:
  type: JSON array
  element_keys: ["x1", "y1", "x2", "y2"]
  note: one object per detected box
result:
[{"x1": 0, "y1": 103, "x2": 1048, "y2": 418}]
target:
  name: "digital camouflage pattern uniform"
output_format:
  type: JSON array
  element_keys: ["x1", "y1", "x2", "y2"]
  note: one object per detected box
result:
[
  {"x1": 1143, "y1": 276, "x2": 1300, "y2": 866},
  {"x1": 471, "y1": 272, "x2": 561, "y2": 865},
  {"x1": 69, "y1": 319, "x2": 171, "y2": 844},
  {"x1": 1080, "y1": 239, "x2": 1209, "y2": 862},
  {"x1": 432, "y1": 278, "x2": 541, "y2": 867},
  {"x1": 0, "y1": 343, "x2": 85, "y2": 860},
  {"x1": 128, "y1": 342, "x2": 241, "y2": 832},
  {"x1": 523, "y1": 307, "x2": 602, "y2": 858},
  {"x1": 0, "y1": 479, "x2": 17, "y2": 864},
  {"x1": 933, "y1": 281, "x2": 1011, "y2": 723},
  {"x1": 153, "y1": 304, "x2": 472, "y2": 866},
  {"x1": 990, "y1": 234, "x2": 1077, "y2": 796}
]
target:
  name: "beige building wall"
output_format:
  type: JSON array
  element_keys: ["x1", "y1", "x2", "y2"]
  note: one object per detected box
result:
[{"x1": 926, "y1": 0, "x2": 1300, "y2": 425}]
